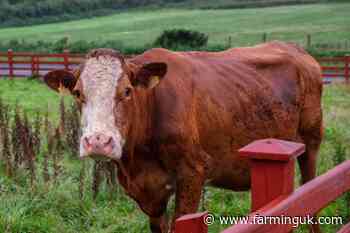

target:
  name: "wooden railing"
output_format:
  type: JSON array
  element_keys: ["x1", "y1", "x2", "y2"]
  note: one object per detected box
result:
[
  {"x1": 0, "y1": 50, "x2": 349, "y2": 84},
  {"x1": 174, "y1": 139, "x2": 350, "y2": 233},
  {"x1": 319, "y1": 56, "x2": 350, "y2": 83},
  {"x1": 0, "y1": 49, "x2": 84, "y2": 78}
]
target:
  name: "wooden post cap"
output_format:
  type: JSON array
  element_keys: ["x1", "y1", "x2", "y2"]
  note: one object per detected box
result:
[{"x1": 239, "y1": 139, "x2": 305, "y2": 162}]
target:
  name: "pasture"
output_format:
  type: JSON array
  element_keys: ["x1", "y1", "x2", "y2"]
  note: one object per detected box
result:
[
  {"x1": 0, "y1": 78, "x2": 349, "y2": 233},
  {"x1": 0, "y1": 2, "x2": 349, "y2": 48}
]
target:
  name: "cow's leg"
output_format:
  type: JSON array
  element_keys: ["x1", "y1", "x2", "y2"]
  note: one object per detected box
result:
[
  {"x1": 150, "y1": 214, "x2": 168, "y2": 233},
  {"x1": 171, "y1": 168, "x2": 205, "y2": 232},
  {"x1": 298, "y1": 145, "x2": 318, "y2": 184},
  {"x1": 170, "y1": 152, "x2": 207, "y2": 231},
  {"x1": 298, "y1": 113, "x2": 323, "y2": 233}
]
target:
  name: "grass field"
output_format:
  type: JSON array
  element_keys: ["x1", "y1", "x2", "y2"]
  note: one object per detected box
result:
[
  {"x1": 0, "y1": 78, "x2": 350, "y2": 233},
  {"x1": 0, "y1": 3, "x2": 349, "y2": 48}
]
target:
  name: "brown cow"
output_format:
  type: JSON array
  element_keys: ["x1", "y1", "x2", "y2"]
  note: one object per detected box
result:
[{"x1": 43, "y1": 41, "x2": 323, "y2": 233}]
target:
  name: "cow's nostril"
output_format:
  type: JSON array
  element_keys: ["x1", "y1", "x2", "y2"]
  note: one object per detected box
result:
[
  {"x1": 84, "y1": 137, "x2": 91, "y2": 147},
  {"x1": 82, "y1": 134, "x2": 115, "y2": 157},
  {"x1": 82, "y1": 136, "x2": 92, "y2": 152}
]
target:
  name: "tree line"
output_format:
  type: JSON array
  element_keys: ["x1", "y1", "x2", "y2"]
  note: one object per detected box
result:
[{"x1": 0, "y1": 0, "x2": 183, "y2": 27}]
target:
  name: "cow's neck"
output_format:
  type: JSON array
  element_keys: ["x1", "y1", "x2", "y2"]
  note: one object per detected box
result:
[
  {"x1": 115, "y1": 88, "x2": 160, "y2": 195},
  {"x1": 118, "y1": 88, "x2": 156, "y2": 178}
]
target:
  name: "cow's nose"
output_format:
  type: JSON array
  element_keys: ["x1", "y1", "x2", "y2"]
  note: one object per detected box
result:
[{"x1": 82, "y1": 133, "x2": 115, "y2": 160}]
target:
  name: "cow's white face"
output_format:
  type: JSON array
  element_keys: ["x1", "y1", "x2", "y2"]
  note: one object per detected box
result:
[
  {"x1": 43, "y1": 48, "x2": 168, "y2": 161},
  {"x1": 78, "y1": 56, "x2": 125, "y2": 161}
]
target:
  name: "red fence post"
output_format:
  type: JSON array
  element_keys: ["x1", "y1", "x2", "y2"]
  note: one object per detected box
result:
[
  {"x1": 239, "y1": 139, "x2": 305, "y2": 212},
  {"x1": 345, "y1": 55, "x2": 350, "y2": 84},
  {"x1": 63, "y1": 49, "x2": 69, "y2": 71},
  {"x1": 31, "y1": 55, "x2": 35, "y2": 76},
  {"x1": 36, "y1": 56, "x2": 40, "y2": 76},
  {"x1": 175, "y1": 212, "x2": 208, "y2": 233},
  {"x1": 7, "y1": 49, "x2": 13, "y2": 79}
]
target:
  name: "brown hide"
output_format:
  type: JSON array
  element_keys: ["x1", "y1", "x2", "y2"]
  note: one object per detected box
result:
[{"x1": 113, "y1": 41, "x2": 322, "y2": 233}]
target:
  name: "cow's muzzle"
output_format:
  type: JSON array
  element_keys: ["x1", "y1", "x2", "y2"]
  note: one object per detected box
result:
[{"x1": 80, "y1": 133, "x2": 118, "y2": 161}]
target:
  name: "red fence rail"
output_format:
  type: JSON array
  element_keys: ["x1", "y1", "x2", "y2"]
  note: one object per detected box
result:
[
  {"x1": 319, "y1": 56, "x2": 350, "y2": 83},
  {"x1": 0, "y1": 49, "x2": 84, "y2": 78},
  {"x1": 174, "y1": 139, "x2": 350, "y2": 233},
  {"x1": 0, "y1": 50, "x2": 349, "y2": 84}
]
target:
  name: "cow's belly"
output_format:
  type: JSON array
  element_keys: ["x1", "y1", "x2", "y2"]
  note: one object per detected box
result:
[
  {"x1": 206, "y1": 153, "x2": 251, "y2": 191},
  {"x1": 197, "y1": 97, "x2": 300, "y2": 191}
]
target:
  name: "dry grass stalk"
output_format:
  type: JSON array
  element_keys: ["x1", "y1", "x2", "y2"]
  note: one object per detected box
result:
[
  {"x1": 59, "y1": 97, "x2": 66, "y2": 135},
  {"x1": 79, "y1": 160, "x2": 86, "y2": 200},
  {"x1": 33, "y1": 112, "x2": 41, "y2": 155},
  {"x1": 21, "y1": 112, "x2": 36, "y2": 187},
  {"x1": 52, "y1": 128, "x2": 63, "y2": 183},
  {"x1": 12, "y1": 104, "x2": 24, "y2": 172},
  {"x1": 0, "y1": 99, "x2": 13, "y2": 177},
  {"x1": 2, "y1": 117, "x2": 13, "y2": 177},
  {"x1": 92, "y1": 161, "x2": 103, "y2": 200},
  {"x1": 42, "y1": 153, "x2": 50, "y2": 183},
  {"x1": 0, "y1": 97, "x2": 7, "y2": 159},
  {"x1": 64, "y1": 102, "x2": 80, "y2": 156}
]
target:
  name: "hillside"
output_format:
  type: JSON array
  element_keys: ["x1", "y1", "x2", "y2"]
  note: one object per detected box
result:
[
  {"x1": 0, "y1": 0, "x2": 338, "y2": 27},
  {"x1": 0, "y1": 2, "x2": 348, "y2": 51}
]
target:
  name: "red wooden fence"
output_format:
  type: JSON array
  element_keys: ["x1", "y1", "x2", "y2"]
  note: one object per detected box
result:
[
  {"x1": 0, "y1": 50, "x2": 349, "y2": 83},
  {"x1": 319, "y1": 56, "x2": 350, "y2": 83},
  {"x1": 174, "y1": 138, "x2": 350, "y2": 233},
  {"x1": 0, "y1": 49, "x2": 84, "y2": 78}
]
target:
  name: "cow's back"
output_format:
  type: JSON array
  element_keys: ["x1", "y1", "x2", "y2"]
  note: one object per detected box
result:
[{"x1": 130, "y1": 42, "x2": 322, "y2": 190}]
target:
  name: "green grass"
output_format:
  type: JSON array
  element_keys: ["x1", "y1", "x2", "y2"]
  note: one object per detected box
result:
[
  {"x1": 0, "y1": 3, "x2": 349, "y2": 48},
  {"x1": 0, "y1": 0, "x2": 330, "y2": 28},
  {"x1": 0, "y1": 78, "x2": 72, "y2": 122},
  {"x1": 1, "y1": 79, "x2": 350, "y2": 232}
]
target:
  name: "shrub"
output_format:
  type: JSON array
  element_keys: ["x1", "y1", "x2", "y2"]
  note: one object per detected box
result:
[
  {"x1": 154, "y1": 28, "x2": 208, "y2": 50},
  {"x1": 52, "y1": 37, "x2": 69, "y2": 53}
]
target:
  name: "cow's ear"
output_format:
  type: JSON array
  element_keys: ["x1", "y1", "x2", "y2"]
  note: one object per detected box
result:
[
  {"x1": 132, "y1": 62, "x2": 167, "y2": 89},
  {"x1": 43, "y1": 69, "x2": 77, "y2": 94}
]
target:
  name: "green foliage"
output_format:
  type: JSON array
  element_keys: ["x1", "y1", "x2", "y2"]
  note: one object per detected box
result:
[
  {"x1": 154, "y1": 28, "x2": 208, "y2": 49},
  {"x1": 306, "y1": 48, "x2": 350, "y2": 58},
  {"x1": 0, "y1": 38, "x2": 149, "y2": 54},
  {"x1": 52, "y1": 37, "x2": 69, "y2": 53},
  {"x1": 326, "y1": 111, "x2": 350, "y2": 224},
  {"x1": 0, "y1": 0, "x2": 124, "y2": 27},
  {"x1": 0, "y1": 0, "x2": 343, "y2": 27}
]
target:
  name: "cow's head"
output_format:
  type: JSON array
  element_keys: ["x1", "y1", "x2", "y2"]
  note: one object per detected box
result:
[{"x1": 43, "y1": 49, "x2": 167, "y2": 161}]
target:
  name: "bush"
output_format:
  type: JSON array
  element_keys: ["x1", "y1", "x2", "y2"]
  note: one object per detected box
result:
[
  {"x1": 52, "y1": 37, "x2": 69, "y2": 53},
  {"x1": 154, "y1": 29, "x2": 208, "y2": 50}
]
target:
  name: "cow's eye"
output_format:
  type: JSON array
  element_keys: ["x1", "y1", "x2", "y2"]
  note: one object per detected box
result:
[{"x1": 124, "y1": 87, "x2": 132, "y2": 98}]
